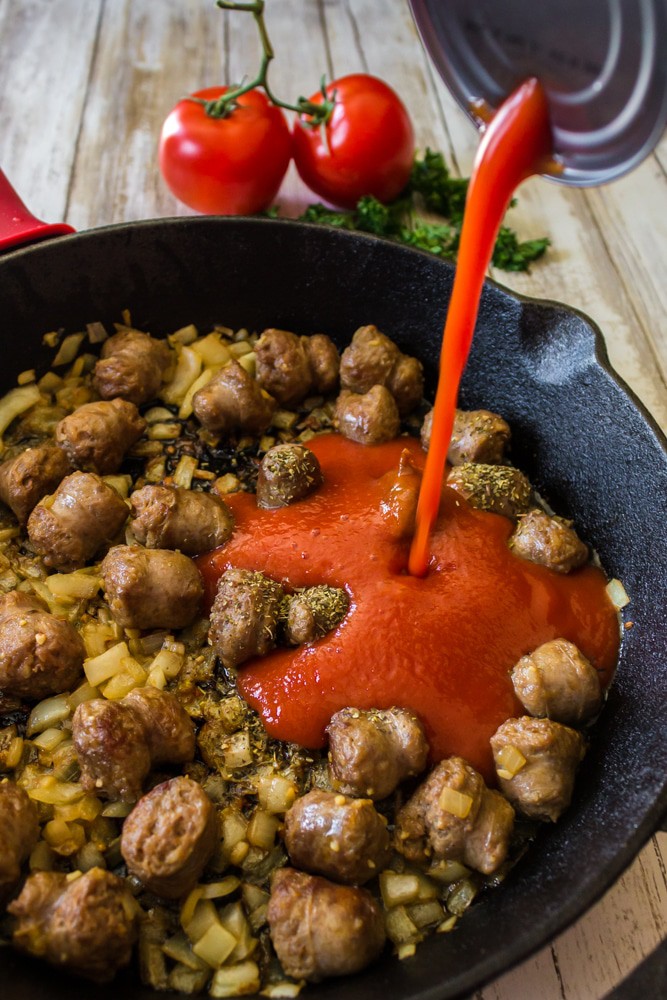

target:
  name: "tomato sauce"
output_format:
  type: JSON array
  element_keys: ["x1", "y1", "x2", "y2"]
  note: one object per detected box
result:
[
  {"x1": 409, "y1": 78, "x2": 553, "y2": 576},
  {"x1": 197, "y1": 433, "x2": 619, "y2": 780}
]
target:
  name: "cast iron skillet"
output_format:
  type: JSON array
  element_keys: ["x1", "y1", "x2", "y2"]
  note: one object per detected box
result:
[{"x1": 0, "y1": 216, "x2": 665, "y2": 1000}]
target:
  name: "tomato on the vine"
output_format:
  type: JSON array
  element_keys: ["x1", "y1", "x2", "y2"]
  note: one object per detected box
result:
[
  {"x1": 159, "y1": 86, "x2": 292, "y2": 216},
  {"x1": 292, "y1": 74, "x2": 415, "y2": 209}
]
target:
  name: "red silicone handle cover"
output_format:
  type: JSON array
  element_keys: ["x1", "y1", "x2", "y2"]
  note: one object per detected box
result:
[{"x1": 0, "y1": 169, "x2": 75, "y2": 251}]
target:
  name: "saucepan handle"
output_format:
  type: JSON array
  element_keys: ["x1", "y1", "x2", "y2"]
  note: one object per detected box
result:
[{"x1": 0, "y1": 168, "x2": 74, "y2": 252}]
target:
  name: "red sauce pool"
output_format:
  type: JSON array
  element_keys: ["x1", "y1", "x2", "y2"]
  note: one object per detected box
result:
[{"x1": 197, "y1": 433, "x2": 619, "y2": 781}]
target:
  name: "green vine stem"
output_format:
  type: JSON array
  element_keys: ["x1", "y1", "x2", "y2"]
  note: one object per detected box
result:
[{"x1": 195, "y1": 0, "x2": 334, "y2": 125}]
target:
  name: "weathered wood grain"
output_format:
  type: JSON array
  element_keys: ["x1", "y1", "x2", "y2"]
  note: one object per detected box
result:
[{"x1": 0, "y1": 3, "x2": 664, "y2": 999}]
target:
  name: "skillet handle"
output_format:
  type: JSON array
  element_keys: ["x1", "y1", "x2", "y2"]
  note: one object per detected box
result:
[{"x1": 0, "y1": 169, "x2": 74, "y2": 252}]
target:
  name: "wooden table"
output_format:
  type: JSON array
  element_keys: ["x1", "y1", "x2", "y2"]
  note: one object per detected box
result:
[{"x1": 0, "y1": 1, "x2": 665, "y2": 997}]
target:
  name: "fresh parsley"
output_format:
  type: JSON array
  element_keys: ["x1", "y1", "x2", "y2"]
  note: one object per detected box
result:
[{"x1": 296, "y1": 148, "x2": 549, "y2": 273}]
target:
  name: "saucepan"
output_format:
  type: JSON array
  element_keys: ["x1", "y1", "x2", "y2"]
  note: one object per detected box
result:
[{"x1": 0, "y1": 174, "x2": 665, "y2": 1000}]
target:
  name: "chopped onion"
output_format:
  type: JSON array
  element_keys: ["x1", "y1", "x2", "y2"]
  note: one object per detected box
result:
[
  {"x1": 27, "y1": 694, "x2": 71, "y2": 736},
  {"x1": 495, "y1": 744, "x2": 527, "y2": 779},
  {"x1": 209, "y1": 960, "x2": 261, "y2": 997},
  {"x1": 0, "y1": 383, "x2": 41, "y2": 440},
  {"x1": 606, "y1": 578, "x2": 630, "y2": 610},
  {"x1": 438, "y1": 787, "x2": 474, "y2": 819}
]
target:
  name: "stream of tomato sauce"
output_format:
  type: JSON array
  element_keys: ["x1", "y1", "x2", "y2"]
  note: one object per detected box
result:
[
  {"x1": 197, "y1": 78, "x2": 619, "y2": 781},
  {"x1": 197, "y1": 435, "x2": 619, "y2": 781},
  {"x1": 409, "y1": 78, "x2": 553, "y2": 576}
]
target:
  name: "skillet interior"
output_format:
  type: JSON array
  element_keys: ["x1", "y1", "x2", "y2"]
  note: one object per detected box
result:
[{"x1": 0, "y1": 217, "x2": 665, "y2": 1000}]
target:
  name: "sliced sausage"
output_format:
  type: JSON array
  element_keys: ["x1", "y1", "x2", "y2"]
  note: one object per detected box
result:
[
  {"x1": 122, "y1": 686, "x2": 195, "y2": 764},
  {"x1": 491, "y1": 716, "x2": 586, "y2": 822},
  {"x1": 327, "y1": 706, "x2": 429, "y2": 801},
  {"x1": 394, "y1": 756, "x2": 514, "y2": 875},
  {"x1": 73, "y1": 698, "x2": 152, "y2": 801},
  {"x1": 283, "y1": 789, "x2": 391, "y2": 885},
  {"x1": 55, "y1": 398, "x2": 146, "y2": 475},
  {"x1": 8, "y1": 868, "x2": 138, "y2": 983},
  {"x1": 130, "y1": 484, "x2": 234, "y2": 554},
  {"x1": 334, "y1": 386, "x2": 400, "y2": 445},
  {"x1": 255, "y1": 329, "x2": 340, "y2": 406},
  {"x1": 283, "y1": 585, "x2": 349, "y2": 645},
  {"x1": 421, "y1": 407, "x2": 511, "y2": 466},
  {"x1": 0, "y1": 591, "x2": 85, "y2": 699},
  {"x1": 27, "y1": 471, "x2": 129, "y2": 571},
  {"x1": 100, "y1": 545, "x2": 204, "y2": 630},
  {"x1": 339, "y1": 325, "x2": 424, "y2": 415},
  {"x1": 120, "y1": 776, "x2": 218, "y2": 899},
  {"x1": 256, "y1": 443, "x2": 323, "y2": 509},
  {"x1": 446, "y1": 462, "x2": 533, "y2": 519},
  {"x1": 510, "y1": 509, "x2": 589, "y2": 573},
  {"x1": 267, "y1": 867, "x2": 386, "y2": 982},
  {"x1": 0, "y1": 780, "x2": 39, "y2": 901},
  {"x1": 0, "y1": 443, "x2": 72, "y2": 524},
  {"x1": 255, "y1": 328, "x2": 314, "y2": 407},
  {"x1": 192, "y1": 359, "x2": 275, "y2": 437},
  {"x1": 511, "y1": 638, "x2": 603, "y2": 726},
  {"x1": 208, "y1": 568, "x2": 284, "y2": 669},
  {"x1": 93, "y1": 329, "x2": 171, "y2": 407},
  {"x1": 304, "y1": 333, "x2": 340, "y2": 396}
]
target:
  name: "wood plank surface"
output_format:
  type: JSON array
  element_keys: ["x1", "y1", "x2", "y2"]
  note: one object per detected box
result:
[{"x1": 0, "y1": 2, "x2": 664, "y2": 999}]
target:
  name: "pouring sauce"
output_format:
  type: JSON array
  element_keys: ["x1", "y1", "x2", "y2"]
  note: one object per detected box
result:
[
  {"x1": 409, "y1": 77, "x2": 553, "y2": 575},
  {"x1": 197, "y1": 78, "x2": 619, "y2": 780},
  {"x1": 197, "y1": 434, "x2": 619, "y2": 780}
]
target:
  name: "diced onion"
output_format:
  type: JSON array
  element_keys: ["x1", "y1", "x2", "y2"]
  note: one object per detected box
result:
[
  {"x1": 52, "y1": 332, "x2": 84, "y2": 366},
  {"x1": 260, "y1": 983, "x2": 303, "y2": 998},
  {"x1": 160, "y1": 345, "x2": 201, "y2": 405},
  {"x1": 495, "y1": 744, "x2": 527, "y2": 779},
  {"x1": 84, "y1": 641, "x2": 134, "y2": 686},
  {"x1": 209, "y1": 960, "x2": 261, "y2": 997},
  {"x1": 191, "y1": 922, "x2": 237, "y2": 969},
  {"x1": 379, "y1": 872, "x2": 421, "y2": 908},
  {"x1": 0, "y1": 384, "x2": 41, "y2": 439},
  {"x1": 27, "y1": 694, "x2": 71, "y2": 736},
  {"x1": 606, "y1": 578, "x2": 630, "y2": 610},
  {"x1": 438, "y1": 787, "x2": 474, "y2": 819},
  {"x1": 190, "y1": 332, "x2": 232, "y2": 368},
  {"x1": 46, "y1": 570, "x2": 102, "y2": 600},
  {"x1": 257, "y1": 773, "x2": 298, "y2": 815},
  {"x1": 246, "y1": 809, "x2": 280, "y2": 850},
  {"x1": 200, "y1": 877, "x2": 241, "y2": 900}
]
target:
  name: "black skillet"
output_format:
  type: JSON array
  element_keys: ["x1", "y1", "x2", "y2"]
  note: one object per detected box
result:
[{"x1": 0, "y1": 213, "x2": 665, "y2": 1000}]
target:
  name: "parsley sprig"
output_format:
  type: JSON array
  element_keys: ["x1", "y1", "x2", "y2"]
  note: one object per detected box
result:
[{"x1": 296, "y1": 149, "x2": 549, "y2": 273}]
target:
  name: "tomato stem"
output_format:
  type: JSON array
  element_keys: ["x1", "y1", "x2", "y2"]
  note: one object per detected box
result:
[{"x1": 213, "y1": 0, "x2": 334, "y2": 124}]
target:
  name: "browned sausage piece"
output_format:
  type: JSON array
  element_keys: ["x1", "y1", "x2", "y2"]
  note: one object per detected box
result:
[
  {"x1": 93, "y1": 329, "x2": 171, "y2": 406},
  {"x1": 304, "y1": 333, "x2": 340, "y2": 396},
  {"x1": 122, "y1": 686, "x2": 195, "y2": 764},
  {"x1": 72, "y1": 698, "x2": 151, "y2": 801},
  {"x1": 421, "y1": 408, "x2": 511, "y2": 465},
  {"x1": 8, "y1": 868, "x2": 139, "y2": 983},
  {"x1": 334, "y1": 386, "x2": 400, "y2": 445},
  {"x1": 339, "y1": 325, "x2": 423, "y2": 415},
  {"x1": 491, "y1": 716, "x2": 586, "y2": 822},
  {"x1": 55, "y1": 398, "x2": 146, "y2": 475},
  {"x1": 283, "y1": 585, "x2": 349, "y2": 645},
  {"x1": 100, "y1": 545, "x2": 204, "y2": 630},
  {"x1": 394, "y1": 756, "x2": 514, "y2": 875},
  {"x1": 256, "y1": 443, "x2": 323, "y2": 509},
  {"x1": 208, "y1": 568, "x2": 284, "y2": 669},
  {"x1": 0, "y1": 780, "x2": 39, "y2": 901},
  {"x1": 511, "y1": 638, "x2": 603, "y2": 726},
  {"x1": 255, "y1": 328, "x2": 314, "y2": 407},
  {"x1": 120, "y1": 776, "x2": 218, "y2": 899},
  {"x1": 267, "y1": 868, "x2": 386, "y2": 982},
  {"x1": 510, "y1": 509, "x2": 589, "y2": 573},
  {"x1": 446, "y1": 463, "x2": 533, "y2": 519},
  {"x1": 27, "y1": 471, "x2": 129, "y2": 571},
  {"x1": 0, "y1": 443, "x2": 72, "y2": 524},
  {"x1": 284, "y1": 789, "x2": 391, "y2": 885},
  {"x1": 463, "y1": 789, "x2": 516, "y2": 876},
  {"x1": 0, "y1": 591, "x2": 85, "y2": 699},
  {"x1": 327, "y1": 706, "x2": 429, "y2": 800},
  {"x1": 130, "y1": 484, "x2": 234, "y2": 554},
  {"x1": 192, "y1": 359, "x2": 275, "y2": 437}
]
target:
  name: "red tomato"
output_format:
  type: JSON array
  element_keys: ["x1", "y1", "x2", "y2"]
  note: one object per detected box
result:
[
  {"x1": 159, "y1": 86, "x2": 292, "y2": 215},
  {"x1": 292, "y1": 74, "x2": 415, "y2": 209}
]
